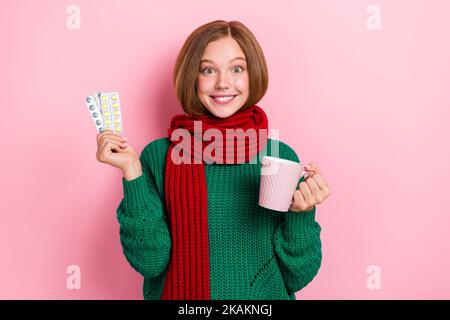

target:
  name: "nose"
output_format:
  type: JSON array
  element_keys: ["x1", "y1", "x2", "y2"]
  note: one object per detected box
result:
[{"x1": 215, "y1": 72, "x2": 231, "y2": 90}]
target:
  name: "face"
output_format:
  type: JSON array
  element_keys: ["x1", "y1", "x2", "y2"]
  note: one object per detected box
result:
[{"x1": 197, "y1": 36, "x2": 249, "y2": 118}]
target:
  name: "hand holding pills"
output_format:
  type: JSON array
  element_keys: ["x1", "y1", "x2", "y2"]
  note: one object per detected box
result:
[
  {"x1": 87, "y1": 91, "x2": 142, "y2": 179},
  {"x1": 95, "y1": 129, "x2": 141, "y2": 177}
]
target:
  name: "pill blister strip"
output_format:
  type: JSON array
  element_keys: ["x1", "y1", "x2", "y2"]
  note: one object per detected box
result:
[
  {"x1": 85, "y1": 91, "x2": 123, "y2": 135},
  {"x1": 85, "y1": 95, "x2": 103, "y2": 133}
]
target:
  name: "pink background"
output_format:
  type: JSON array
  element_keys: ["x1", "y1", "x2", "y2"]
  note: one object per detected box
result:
[{"x1": 1, "y1": 0, "x2": 449, "y2": 299}]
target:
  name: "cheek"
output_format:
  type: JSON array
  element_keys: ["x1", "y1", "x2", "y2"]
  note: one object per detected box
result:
[
  {"x1": 197, "y1": 76, "x2": 215, "y2": 93},
  {"x1": 234, "y1": 75, "x2": 249, "y2": 94}
]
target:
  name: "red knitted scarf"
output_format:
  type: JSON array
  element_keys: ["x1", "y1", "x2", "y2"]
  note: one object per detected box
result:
[{"x1": 161, "y1": 105, "x2": 268, "y2": 300}]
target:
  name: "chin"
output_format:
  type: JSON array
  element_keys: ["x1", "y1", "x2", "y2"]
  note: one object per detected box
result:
[{"x1": 208, "y1": 108, "x2": 239, "y2": 118}]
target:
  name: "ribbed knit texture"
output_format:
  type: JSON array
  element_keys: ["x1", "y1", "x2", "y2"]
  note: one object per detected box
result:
[
  {"x1": 161, "y1": 156, "x2": 210, "y2": 300},
  {"x1": 161, "y1": 105, "x2": 268, "y2": 300},
  {"x1": 116, "y1": 138, "x2": 322, "y2": 300}
]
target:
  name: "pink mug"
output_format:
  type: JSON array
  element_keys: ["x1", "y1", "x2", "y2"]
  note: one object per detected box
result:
[{"x1": 259, "y1": 156, "x2": 307, "y2": 212}]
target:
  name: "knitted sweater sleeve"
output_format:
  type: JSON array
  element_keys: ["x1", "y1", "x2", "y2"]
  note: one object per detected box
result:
[
  {"x1": 116, "y1": 143, "x2": 171, "y2": 278},
  {"x1": 272, "y1": 142, "x2": 323, "y2": 295}
]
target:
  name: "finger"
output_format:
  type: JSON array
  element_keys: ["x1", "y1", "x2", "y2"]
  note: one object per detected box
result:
[
  {"x1": 97, "y1": 129, "x2": 125, "y2": 141},
  {"x1": 98, "y1": 135, "x2": 128, "y2": 146},
  {"x1": 101, "y1": 139, "x2": 128, "y2": 152},
  {"x1": 305, "y1": 175, "x2": 320, "y2": 193},
  {"x1": 299, "y1": 181, "x2": 315, "y2": 203},
  {"x1": 303, "y1": 162, "x2": 321, "y2": 175},
  {"x1": 99, "y1": 129, "x2": 124, "y2": 139},
  {"x1": 305, "y1": 177, "x2": 326, "y2": 203},
  {"x1": 101, "y1": 129, "x2": 117, "y2": 135},
  {"x1": 311, "y1": 173, "x2": 330, "y2": 193},
  {"x1": 97, "y1": 129, "x2": 113, "y2": 139},
  {"x1": 97, "y1": 140, "x2": 126, "y2": 161},
  {"x1": 291, "y1": 189, "x2": 307, "y2": 210},
  {"x1": 99, "y1": 138, "x2": 128, "y2": 151},
  {"x1": 109, "y1": 140, "x2": 128, "y2": 150},
  {"x1": 97, "y1": 130, "x2": 109, "y2": 144},
  {"x1": 110, "y1": 141, "x2": 129, "y2": 153}
]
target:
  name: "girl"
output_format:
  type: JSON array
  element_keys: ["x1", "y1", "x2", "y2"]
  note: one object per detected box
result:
[{"x1": 96, "y1": 20, "x2": 331, "y2": 300}]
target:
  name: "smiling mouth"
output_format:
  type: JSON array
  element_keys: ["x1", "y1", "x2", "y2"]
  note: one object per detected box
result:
[{"x1": 210, "y1": 95, "x2": 238, "y2": 104}]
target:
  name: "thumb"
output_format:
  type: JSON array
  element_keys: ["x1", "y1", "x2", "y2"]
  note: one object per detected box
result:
[{"x1": 304, "y1": 162, "x2": 320, "y2": 175}]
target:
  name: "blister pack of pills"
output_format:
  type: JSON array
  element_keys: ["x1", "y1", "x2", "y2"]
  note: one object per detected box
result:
[{"x1": 85, "y1": 91, "x2": 123, "y2": 134}]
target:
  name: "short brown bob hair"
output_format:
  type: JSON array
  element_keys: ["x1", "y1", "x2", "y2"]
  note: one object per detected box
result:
[{"x1": 173, "y1": 20, "x2": 269, "y2": 116}]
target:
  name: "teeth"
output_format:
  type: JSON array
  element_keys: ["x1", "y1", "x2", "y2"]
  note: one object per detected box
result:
[{"x1": 213, "y1": 96, "x2": 234, "y2": 102}]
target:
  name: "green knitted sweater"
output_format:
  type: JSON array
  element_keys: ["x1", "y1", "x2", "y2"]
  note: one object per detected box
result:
[{"x1": 116, "y1": 137, "x2": 322, "y2": 300}]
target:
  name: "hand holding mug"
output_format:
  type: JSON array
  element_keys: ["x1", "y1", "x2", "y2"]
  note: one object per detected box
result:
[{"x1": 289, "y1": 162, "x2": 331, "y2": 213}]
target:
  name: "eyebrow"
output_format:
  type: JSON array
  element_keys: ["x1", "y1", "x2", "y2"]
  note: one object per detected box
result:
[{"x1": 200, "y1": 57, "x2": 247, "y2": 64}]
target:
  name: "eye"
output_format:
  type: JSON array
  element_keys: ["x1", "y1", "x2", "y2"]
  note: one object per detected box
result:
[
  {"x1": 200, "y1": 67, "x2": 214, "y2": 75},
  {"x1": 233, "y1": 65, "x2": 245, "y2": 73}
]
